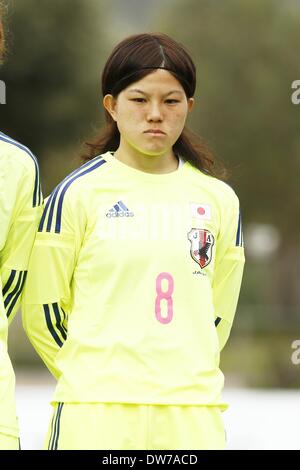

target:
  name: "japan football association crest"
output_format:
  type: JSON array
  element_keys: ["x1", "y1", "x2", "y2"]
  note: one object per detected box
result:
[{"x1": 187, "y1": 228, "x2": 215, "y2": 268}]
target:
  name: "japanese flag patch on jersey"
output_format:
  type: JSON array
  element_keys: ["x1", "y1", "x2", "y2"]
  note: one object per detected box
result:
[
  {"x1": 190, "y1": 203, "x2": 211, "y2": 220},
  {"x1": 187, "y1": 228, "x2": 215, "y2": 268}
]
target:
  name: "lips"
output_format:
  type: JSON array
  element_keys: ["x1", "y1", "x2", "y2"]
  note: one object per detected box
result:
[{"x1": 144, "y1": 129, "x2": 165, "y2": 134}]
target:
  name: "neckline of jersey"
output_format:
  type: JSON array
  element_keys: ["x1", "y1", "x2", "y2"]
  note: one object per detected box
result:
[{"x1": 102, "y1": 150, "x2": 190, "y2": 183}]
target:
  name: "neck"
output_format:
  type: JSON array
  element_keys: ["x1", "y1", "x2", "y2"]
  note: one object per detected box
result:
[{"x1": 113, "y1": 144, "x2": 179, "y2": 174}]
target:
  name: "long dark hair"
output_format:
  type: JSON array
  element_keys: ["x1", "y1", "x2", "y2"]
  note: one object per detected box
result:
[{"x1": 82, "y1": 32, "x2": 227, "y2": 180}]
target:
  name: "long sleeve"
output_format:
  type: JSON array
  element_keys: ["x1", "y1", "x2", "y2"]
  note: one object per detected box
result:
[
  {"x1": 0, "y1": 142, "x2": 43, "y2": 324},
  {"x1": 0, "y1": 135, "x2": 42, "y2": 437},
  {"x1": 22, "y1": 183, "x2": 85, "y2": 379},
  {"x1": 213, "y1": 193, "x2": 245, "y2": 351}
]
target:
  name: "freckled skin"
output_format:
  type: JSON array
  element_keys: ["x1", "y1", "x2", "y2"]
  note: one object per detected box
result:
[{"x1": 103, "y1": 69, "x2": 194, "y2": 173}]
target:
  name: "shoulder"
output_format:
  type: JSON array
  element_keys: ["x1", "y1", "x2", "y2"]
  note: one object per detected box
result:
[
  {"x1": 38, "y1": 154, "x2": 108, "y2": 235},
  {"x1": 0, "y1": 132, "x2": 42, "y2": 207},
  {"x1": 53, "y1": 153, "x2": 109, "y2": 199},
  {"x1": 0, "y1": 131, "x2": 39, "y2": 175},
  {"x1": 209, "y1": 176, "x2": 240, "y2": 208},
  {"x1": 186, "y1": 163, "x2": 240, "y2": 208}
]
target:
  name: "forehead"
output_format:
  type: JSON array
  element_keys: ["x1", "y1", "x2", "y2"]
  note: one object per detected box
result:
[{"x1": 124, "y1": 69, "x2": 184, "y2": 94}]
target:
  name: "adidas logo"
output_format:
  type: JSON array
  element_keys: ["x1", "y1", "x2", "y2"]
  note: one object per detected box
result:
[{"x1": 106, "y1": 200, "x2": 134, "y2": 218}]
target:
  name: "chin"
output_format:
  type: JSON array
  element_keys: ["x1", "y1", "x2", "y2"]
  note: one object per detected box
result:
[
  {"x1": 142, "y1": 148, "x2": 167, "y2": 157},
  {"x1": 130, "y1": 144, "x2": 163, "y2": 156},
  {"x1": 127, "y1": 139, "x2": 168, "y2": 155}
]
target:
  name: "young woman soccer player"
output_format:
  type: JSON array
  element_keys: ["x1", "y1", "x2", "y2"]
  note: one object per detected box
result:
[
  {"x1": 0, "y1": 2, "x2": 43, "y2": 450},
  {"x1": 23, "y1": 32, "x2": 245, "y2": 450}
]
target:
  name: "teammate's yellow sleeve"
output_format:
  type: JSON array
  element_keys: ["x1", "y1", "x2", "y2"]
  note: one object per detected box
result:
[
  {"x1": 0, "y1": 134, "x2": 42, "y2": 439},
  {"x1": 212, "y1": 193, "x2": 245, "y2": 351},
  {"x1": 22, "y1": 185, "x2": 84, "y2": 379},
  {"x1": 0, "y1": 143, "x2": 43, "y2": 324}
]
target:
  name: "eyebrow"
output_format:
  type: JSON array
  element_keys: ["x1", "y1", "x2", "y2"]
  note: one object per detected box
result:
[{"x1": 127, "y1": 88, "x2": 184, "y2": 97}]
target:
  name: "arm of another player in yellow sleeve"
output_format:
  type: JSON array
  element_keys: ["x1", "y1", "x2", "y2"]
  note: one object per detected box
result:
[
  {"x1": 0, "y1": 154, "x2": 43, "y2": 324},
  {"x1": 213, "y1": 192, "x2": 245, "y2": 351},
  {"x1": 22, "y1": 187, "x2": 84, "y2": 380}
]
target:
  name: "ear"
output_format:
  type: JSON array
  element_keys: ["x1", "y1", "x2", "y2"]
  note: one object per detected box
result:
[
  {"x1": 103, "y1": 94, "x2": 118, "y2": 121},
  {"x1": 187, "y1": 97, "x2": 194, "y2": 112}
]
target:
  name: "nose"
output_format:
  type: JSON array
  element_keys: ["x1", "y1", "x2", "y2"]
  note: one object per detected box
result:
[{"x1": 146, "y1": 102, "x2": 163, "y2": 121}]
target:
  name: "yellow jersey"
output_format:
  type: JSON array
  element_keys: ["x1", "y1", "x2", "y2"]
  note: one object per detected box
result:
[
  {"x1": 0, "y1": 131, "x2": 42, "y2": 437},
  {"x1": 23, "y1": 151, "x2": 244, "y2": 408}
]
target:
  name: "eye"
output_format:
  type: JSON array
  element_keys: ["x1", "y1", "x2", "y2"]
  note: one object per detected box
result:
[
  {"x1": 166, "y1": 99, "x2": 180, "y2": 104},
  {"x1": 131, "y1": 98, "x2": 146, "y2": 102}
]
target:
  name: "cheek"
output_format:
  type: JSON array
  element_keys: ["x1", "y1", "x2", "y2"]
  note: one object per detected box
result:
[
  {"x1": 170, "y1": 104, "x2": 188, "y2": 121},
  {"x1": 117, "y1": 111, "x2": 141, "y2": 136},
  {"x1": 120, "y1": 106, "x2": 143, "y2": 124},
  {"x1": 170, "y1": 111, "x2": 187, "y2": 128}
]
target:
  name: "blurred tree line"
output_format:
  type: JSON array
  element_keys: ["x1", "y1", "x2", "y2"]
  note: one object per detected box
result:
[
  {"x1": 0, "y1": 0, "x2": 111, "y2": 192},
  {"x1": 1, "y1": 0, "x2": 300, "y2": 387}
]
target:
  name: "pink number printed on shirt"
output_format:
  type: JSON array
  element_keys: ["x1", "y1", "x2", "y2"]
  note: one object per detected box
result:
[{"x1": 155, "y1": 272, "x2": 174, "y2": 324}]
